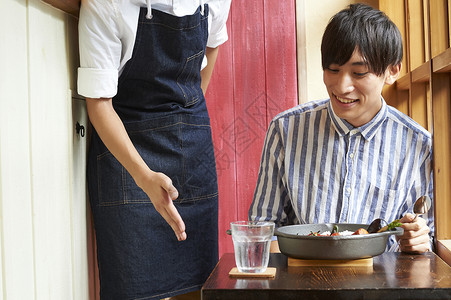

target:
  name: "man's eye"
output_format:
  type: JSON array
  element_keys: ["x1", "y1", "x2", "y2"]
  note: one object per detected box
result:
[
  {"x1": 327, "y1": 67, "x2": 339, "y2": 73},
  {"x1": 354, "y1": 72, "x2": 368, "y2": 76}
]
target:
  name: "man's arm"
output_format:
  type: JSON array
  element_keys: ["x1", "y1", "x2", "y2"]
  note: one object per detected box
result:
[{"x1": 201, "y1": 46, "x2": 220, "y2": 94}]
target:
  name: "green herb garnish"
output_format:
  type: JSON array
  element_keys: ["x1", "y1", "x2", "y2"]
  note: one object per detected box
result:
[
  {"x1": 332, "y1": 225, "x2": 339, "y2": 234},
  {"x1": 376, "y1": 219, "x2": 403, "y2": 233},
  {"x1": 386, "y1": 219, "x2": 403, "y2": 230}
]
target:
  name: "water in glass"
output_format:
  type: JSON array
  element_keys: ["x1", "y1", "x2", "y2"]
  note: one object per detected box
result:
[{"x1": 231, "y1": 221, "x2": 274, "y2": 273}]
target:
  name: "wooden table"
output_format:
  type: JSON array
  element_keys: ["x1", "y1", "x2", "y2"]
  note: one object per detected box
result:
[{"x1": 202, "y1": 253, "x2": 451, "y2": 300}]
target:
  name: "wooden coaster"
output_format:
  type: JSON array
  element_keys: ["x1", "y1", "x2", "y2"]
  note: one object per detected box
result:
[
  {"x1": 229, "y1": 267, "x2": 277, "y2": 278},
  {"x1": 288, "y1": 257, "x2": 373, "y2": 267}
]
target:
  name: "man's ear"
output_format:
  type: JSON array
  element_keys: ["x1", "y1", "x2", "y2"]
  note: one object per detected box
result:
[{"x1": 384, "y1": 63, "x2": 402, "y2": 85}]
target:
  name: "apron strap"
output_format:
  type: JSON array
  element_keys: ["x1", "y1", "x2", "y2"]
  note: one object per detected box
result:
[{"x1": 146, "y1": 0, "x2": 153, "y2": 19}]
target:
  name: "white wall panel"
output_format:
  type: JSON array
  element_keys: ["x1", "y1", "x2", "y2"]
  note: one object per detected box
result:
[
  {"x1": 70, "y1": 96, "x2": 89, "y2": 300},
  {"x1": 0, "y1": 0, "x2": 88, "y2": 299},
  {"x1": 0, "y1": 0, "x2": 36, "y2": 299},
  {"x1": 27, "y1": 2, "x2": 73, "y2": 298}
]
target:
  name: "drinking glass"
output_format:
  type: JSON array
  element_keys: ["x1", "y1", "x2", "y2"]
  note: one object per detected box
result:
[{"x1": 230, "y1": 221, "x2": 275, "y2": 273}]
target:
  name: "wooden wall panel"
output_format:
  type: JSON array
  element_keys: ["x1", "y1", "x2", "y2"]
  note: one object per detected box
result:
[
  {"x1": 408, "y1": 0, "x2": 426, "y2": 70},
  {"x1": 397, "y1": 88, "x2": 410, "y2": 116},
  {"x1": 379, "y1": 0, "x2": 408, "y2": 75},
  {"x1": 380, "y1": 0, "x2": 451, "y2": 265},
  {"x1": 264, "y1": 0, "x2": 299, "y2": 126},
  {"x1": 410, "y1": 83, "x2": 429, "y2": 129},
  {"x1": 430, "y1": 0, "x2": 449, "y2": 58},
  {"x1": 205, "y1": 17, "x2": 237, "y2": 255},
  {"x1": 383, "y1": 84, "x2": 409, "y2": 115},
  {"x1": 231, "y1": 0, "x2": 267, "y2": 235},
  {"x1": 410, "y1": 62, "x2": 432, "y2": 131},
  {"x1": 431, "y1": 73, "x2": 451, "y2": 240},
  {"x1": 449, "y1": 0, "x2": 451, "y2": 46},
  {"x1": 424, "y1": 0, "x2": 430, "y2": 60},
  {"x1": 207, "y1": 0, "x2": 298, "y2": 255}
]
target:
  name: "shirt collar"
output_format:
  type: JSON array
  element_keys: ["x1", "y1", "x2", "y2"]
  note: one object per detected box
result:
[{"x1": 327, "y1": 97, "x2": 388, "y2": 141}]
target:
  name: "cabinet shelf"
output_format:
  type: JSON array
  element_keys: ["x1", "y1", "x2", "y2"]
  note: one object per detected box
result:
[
  {"x1": 412, "y1": 61, "x2": 431, "y2": 83},
  {"x1": 396, "y1": 73, "x2": 410, "y2": 90},
  {"x1": 433, "y1": 47, "x2": 451, "y2": 73},
  {"x1": 41, "y1": 0, "x2": 80, "y2": 17}
]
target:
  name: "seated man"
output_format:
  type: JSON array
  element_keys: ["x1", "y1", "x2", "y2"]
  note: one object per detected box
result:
[{"x1": 249, "y1": 3, "x2": 433, "y2": 253}]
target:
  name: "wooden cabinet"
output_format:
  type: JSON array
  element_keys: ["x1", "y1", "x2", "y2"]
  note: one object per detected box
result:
[{"x1": 380, "y1": 0, "x2": 451, "y2": 265}]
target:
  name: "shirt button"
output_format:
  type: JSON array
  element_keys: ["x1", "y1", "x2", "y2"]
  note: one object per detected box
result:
[
  {"x1": 349, "y1": 153, "x2": 354, "y2": 159},
  {"x1": 347, "y1": 187, "x2": 352, "y2": 193},
  {"x1": 350, "y1": 130, "x2": 358, "y2": 135}
]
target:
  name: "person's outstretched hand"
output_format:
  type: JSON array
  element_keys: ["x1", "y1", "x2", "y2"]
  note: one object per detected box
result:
[{"x1": 139, "y1": 170, "x2": 186, "y2": 241}]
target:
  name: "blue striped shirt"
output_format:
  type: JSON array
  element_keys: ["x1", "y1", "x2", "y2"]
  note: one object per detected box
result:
[{"x1": 249, "y1": 98, "x2": 434, "y2": 249}]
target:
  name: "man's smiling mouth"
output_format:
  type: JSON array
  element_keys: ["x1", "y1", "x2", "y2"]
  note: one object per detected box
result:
[{"x1": 334, "y1": 94, "x2": 359, "y2": 104}]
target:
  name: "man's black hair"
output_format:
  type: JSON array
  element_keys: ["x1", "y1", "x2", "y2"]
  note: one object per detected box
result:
[{"x1": 321, "y1": 3, "x2": 403, "y2": 76}]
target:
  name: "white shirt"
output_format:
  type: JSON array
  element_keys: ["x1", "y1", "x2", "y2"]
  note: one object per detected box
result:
[{"x1": 77, "y1": 0, "x2": 231, "y2": 98}]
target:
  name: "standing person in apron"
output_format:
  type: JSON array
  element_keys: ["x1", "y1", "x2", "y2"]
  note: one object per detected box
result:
[{"x1": 77, "y1": 1, "x2": 231, "y2": 299}]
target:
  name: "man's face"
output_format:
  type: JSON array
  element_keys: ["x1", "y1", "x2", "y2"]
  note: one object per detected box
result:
[{"x1": 323, "y1": 49, "x2": 399, "y2": 127}]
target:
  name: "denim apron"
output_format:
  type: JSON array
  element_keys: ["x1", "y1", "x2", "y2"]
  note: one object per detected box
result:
[{"x1": 87, "y1": 5, "x2": 219, "y2": 299}]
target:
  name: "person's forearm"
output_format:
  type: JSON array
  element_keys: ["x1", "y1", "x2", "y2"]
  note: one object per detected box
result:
[
  {"x1": 201, "y1": 46, "x2": 220, "y2": 94},
  {"x1": 86, "y1": 97, "x2": 150, "y2": 186},
  {"x1": 86, "y1": 97, "x2": 186, "y2": 240}
]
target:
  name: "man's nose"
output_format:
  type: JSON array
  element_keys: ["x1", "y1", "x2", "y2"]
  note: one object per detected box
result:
[{"x1": 336, "y1": 73, "x2": 354, "y2": 94}]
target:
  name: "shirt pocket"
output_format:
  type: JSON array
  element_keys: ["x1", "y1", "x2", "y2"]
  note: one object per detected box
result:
[{"x1": 356, "y1": 181, "x2": 401, "y2": 223}]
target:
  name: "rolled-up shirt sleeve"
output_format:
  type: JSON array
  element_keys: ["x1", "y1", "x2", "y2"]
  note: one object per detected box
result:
[
  {"x1": 77, "y1": 0, "x2": 122, "y2": 98},
  {"x1": 207, "y1": 0, "x2": 231, "y2": 48}
]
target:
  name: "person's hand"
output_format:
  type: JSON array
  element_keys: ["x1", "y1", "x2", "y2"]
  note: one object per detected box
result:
[
  {"x1": 397, "y1": 213, "x2": 430, "y2": 253},
  {"x1": 138, "y1": 170, "x2": 186, "y2": 241}
]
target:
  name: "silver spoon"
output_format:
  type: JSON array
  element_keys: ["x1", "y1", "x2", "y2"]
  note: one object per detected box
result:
[{"x1": 412, "y1": 195, "x2": 431, "y2": 220}]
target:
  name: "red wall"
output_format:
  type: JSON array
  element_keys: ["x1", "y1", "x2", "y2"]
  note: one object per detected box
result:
[{"x1": 206, "y1": 0, "x2": 298, "y2": 256}]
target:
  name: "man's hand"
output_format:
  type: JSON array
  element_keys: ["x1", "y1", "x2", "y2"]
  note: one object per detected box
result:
[
  {"x1": 398, "y1": 213, "x2": 431, "y2": 253},
  {"x1": 139, "y1": 171, "x2": 187, "y2": 241}
]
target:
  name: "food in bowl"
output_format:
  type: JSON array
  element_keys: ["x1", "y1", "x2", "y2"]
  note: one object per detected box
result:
[
  {"x1": 306, "y1": 225, "x2": 368, "y2": 236},
  {"x1": 304, "y1": 219, "x2": 402, "y2": 237}
]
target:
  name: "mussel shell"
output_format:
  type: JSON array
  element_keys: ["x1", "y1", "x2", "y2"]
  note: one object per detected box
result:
[{"x1": 367, "y1": 218, "x2": 388, "y2": 233}]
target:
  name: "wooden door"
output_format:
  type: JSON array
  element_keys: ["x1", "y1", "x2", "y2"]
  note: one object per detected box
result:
[{"x1": 206, "y1": 0, "x2": 298, "y2": 255}]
